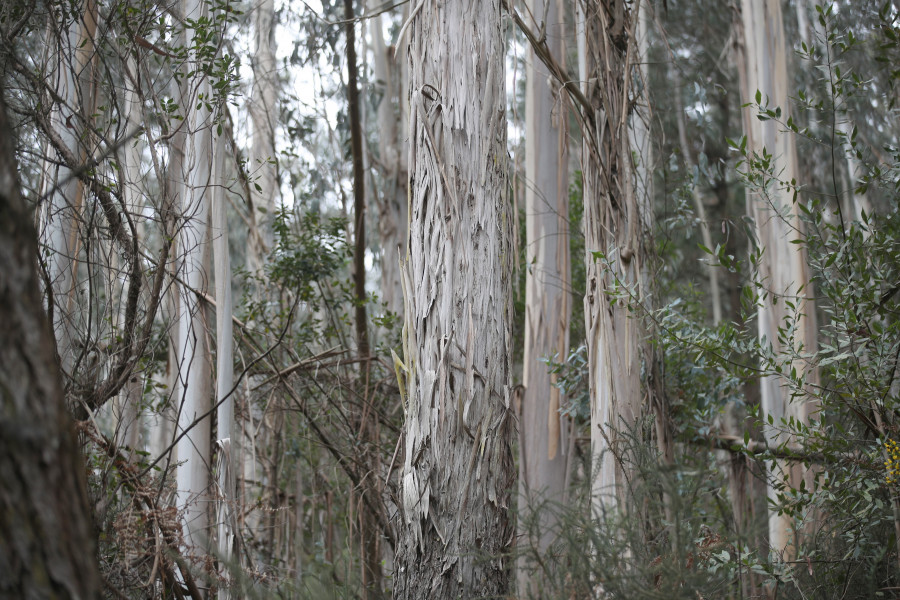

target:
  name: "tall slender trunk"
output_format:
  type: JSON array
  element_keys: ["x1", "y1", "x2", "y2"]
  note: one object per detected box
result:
[
  {"x1": 518, "y1": 0, "x2": 570, "y2": 595},
  {"x1": 671, "y1": 70, "x2": 723, "y2": 325},
  {"x1": 344, "y1": 1, "x2": 381, "y2": 595},
  {"x1": 579, "y1": 0, "x2": 651, "y2": 513},
  {"x1": 394, "y1": 1, "x2": 514, "y2": 597},
  {"x1": 247, "y1": 0, "x2": 278, "y2": 272},
  {"x1": 213, "y1": 126, "x2": 237, "y2": 596},
  {"x1": 175, "y1": 0, "x2": 215, "y2": 555},
  {"x1": 0, "y1": 94, "x2": 101, "y2": 600},
  {"x1": 40, "y1": 0, "x2": 98, "y2": 378},
  {"x1": 150, "y1": 43, "x2": 188, "y2": 473},
  {"x1": 369, "y1": 0, "x2": 408, "y2": 318},
  {"x1": 113, "y1": 55, "x2": 146, "y2": 456},
  {"x1": 736, "y1": 0, "x2": 819, "y2": 560}
]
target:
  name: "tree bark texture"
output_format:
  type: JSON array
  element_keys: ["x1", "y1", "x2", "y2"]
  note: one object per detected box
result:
[
  {"x1": 518, "y1": 0, "x2": 570, "y2": 595},
  {"x1": 394, "y1": 1, "x2": 514, "y2": 597},
  {"x1": 736, "y1": 0, "x2": 819, "y2": 559},
  {"x1": 0, "y1": 96, "x2": 101, "y2": 600},
  {"x1": 579, "y1": 0, "x2": 651, "y2": 512}
]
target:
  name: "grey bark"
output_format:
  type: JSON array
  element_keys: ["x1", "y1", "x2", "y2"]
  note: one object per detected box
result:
[
  {"x1": 394, "y1": 1, "x2": 514, "y2": 597},
  {"x1": 579, "y1": 0, "x2": 651, "y2": 512}
]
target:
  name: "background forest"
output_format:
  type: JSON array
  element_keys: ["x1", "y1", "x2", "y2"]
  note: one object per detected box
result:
[{"x1": 1, "y1": 0, "x2": 900, "y2": 598}]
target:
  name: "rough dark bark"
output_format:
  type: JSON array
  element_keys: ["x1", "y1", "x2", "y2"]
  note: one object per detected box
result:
[
  {"x1": 394, "y1": 1, "x2": 514, "y2": 598},
  {"x1": 0, "y1": 96, "x2": 101, "y2": 599}
]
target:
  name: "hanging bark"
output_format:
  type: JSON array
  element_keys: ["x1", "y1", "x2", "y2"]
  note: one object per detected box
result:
[
  {"x1": 394, "y1": 0, "x2": 514, "y2": 597},
  {"x1": 578, "y1": 0, "x2": 651, "y2": 513},
  {"x1": 0, "y1": 94, "x2": 101, "y2": 600},
  {"x1": 735, "y1": 0, "x2": 819, "y2": 560},
  {"x1": 518, "y1": 0, "x2": 570, "y2": 595}
]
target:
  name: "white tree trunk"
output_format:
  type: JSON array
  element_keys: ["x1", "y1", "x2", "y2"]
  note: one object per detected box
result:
[
  {"x1": 737, "y1": 0, "x2": 819, "y2": 560},
  {"x1": 579, "y1": 0, "x2": 650, "y2": 514},
  {"x1": 149, "y1": 50, "x2": 188, "y2": 472},
  {"x1": 112, "y1": 55, "x2": 147, "y2": 456},
  {"x1": 369, "y1": 0, "x2": 408, "y2": 317},
  {"x1": 212, "y1": 126, "x2": 236, "y2": 595},
  {"x1": 40, "y1": 0, "x2": 98, "y2": 376},
  {"x1": 394, "y1": 1, "x2": 514, "y2": 596},
  {"x1": 518, "y1": 0, "x2": 570, "y2": 595},
  {"x1": 247, "y1": 0, "x2": 278, "y2": 273},
  {"x1": 175, "y1": 0, "x2": 215, "y2": 555}
]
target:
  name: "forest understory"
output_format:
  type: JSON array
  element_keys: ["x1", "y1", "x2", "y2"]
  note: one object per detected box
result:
[{"x1": 1, "y1": 0, "x2": 900, "y2": 599}]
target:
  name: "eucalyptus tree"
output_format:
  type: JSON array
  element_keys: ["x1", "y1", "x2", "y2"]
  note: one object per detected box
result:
[
  {"x1": 39, "y1": 0, "x2": 98, "y2": 378},
  {"x1": 174, "y1": 0, "x2": 220, "y2": 554},
  {"x1": 577, "y1": 0, "x2": 653, "y2": 512},
  {"x1": 518, "y1": 0, "x2": 571, "y2": 594},
  {"x1": 736, "y1": 0, "x2": 819, "y2": 559},
  {"x1": 394, "y1": 0, "x2": 514, "y2": 596},
  {"x1": 248, "y1": 0, "x2": 278, "y2": 272},
  {"x1": 369, "y1": 0, "x2": 408, "y2": 318}
]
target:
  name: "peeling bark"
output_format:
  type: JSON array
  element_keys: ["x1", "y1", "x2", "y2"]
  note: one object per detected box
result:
[
  {"x1": 394, "y1": 1, "x2": 514, "y2": 597},
  {"x1": 578, "y1": 0, "x2": 651, "y2": 513}
]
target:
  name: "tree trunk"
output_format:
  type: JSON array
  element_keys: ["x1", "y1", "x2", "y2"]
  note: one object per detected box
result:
[
  {"x1": 736, "y1": 0, "x2": 819, "y2": 560},
  {"x1": 112, "y1": 55, "x2": 146, "y2": 457},
  {"x1": 518, "y1": 0, "x2": 570, "y2": 595},
  {"x1": 369, "y1": 0, "x2": 408, "y2": 318},
  {"x1": 344, "y1": 0, "x2": 382, "y2": 595},
  {"x1": 579, "y1": 0, "x2": 651, "y2": 513},
  {"x1": 39, "y1": 0, "x2": 98, "y2": 379},
  {"x1": 212, "y1": 125, "x2": 237, "y2": 597},
  {"x1": 0, "y1": 94, "x2": 101, "y2": 600},
  {"x1": 671, "y1": 68, "x2": 723, "y2": 326},
  {"x1": 247, "y1": 0, "x2": 278, "y2": 273},
  {"x1": 175, "y1": 0, "x2": 215, "y2": 556},
  {"x1": 394, "y1": 1, "x2": 514, "y2": 597}
]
